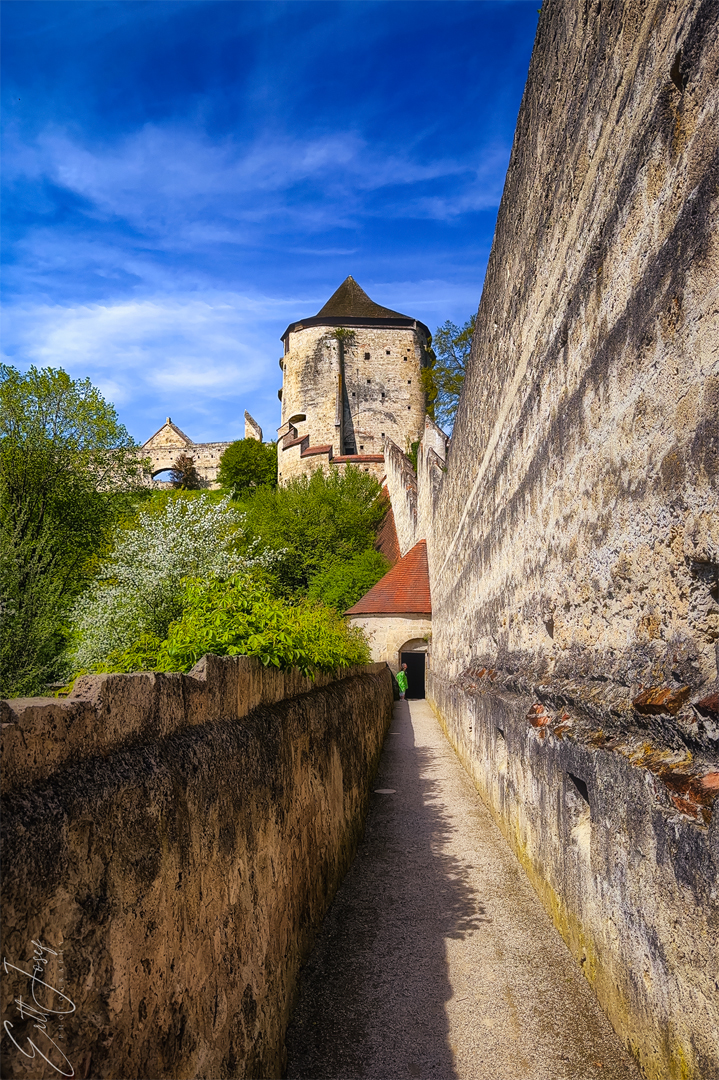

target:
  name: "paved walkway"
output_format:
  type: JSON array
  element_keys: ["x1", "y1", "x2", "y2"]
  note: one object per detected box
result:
[{"x1": 285, "y1": 699, "x2": 639, "y2": 1080}]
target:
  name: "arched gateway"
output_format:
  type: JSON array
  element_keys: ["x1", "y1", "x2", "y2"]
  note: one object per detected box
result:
[{"x1": 141, "y1": 413, "x2": 263, "y2": 488}]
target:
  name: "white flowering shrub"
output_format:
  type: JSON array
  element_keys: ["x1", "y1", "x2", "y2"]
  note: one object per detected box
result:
[{"x1": 69, "y1": 494, "x2": 246, "y2": 672}]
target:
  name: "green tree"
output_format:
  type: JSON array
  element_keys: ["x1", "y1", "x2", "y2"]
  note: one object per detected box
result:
[
  {"x1": 218, "y1": 438, "x2": 277, "y2": 497},
  {"x1": 307, "y1": 549, "x2": 390, "y2": 611},
  {"x1": 170, "y1": 452, "x2": 203, "y2": 489},
  {"x1": 240, "y1": 465, "x2": 388, "y2": 596},
  {"x1": 0, "y1": 365, "x2": 146, "y2": 696},
  {"x1": 69, "y1": 493, "x2": 245, "y2": 673},
  {"x1": 430, "y1": 315, "x2": 476, "y2": 429}
]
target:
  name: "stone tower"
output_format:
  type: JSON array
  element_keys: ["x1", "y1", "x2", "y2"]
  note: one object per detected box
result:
[{"x1": 277, "y1": 277, "x2": 432, "y2": 482}]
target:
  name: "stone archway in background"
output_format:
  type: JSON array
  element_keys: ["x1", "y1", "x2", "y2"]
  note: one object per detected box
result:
[{"x1": 399, "y1": 637, "x2": 427, "y2": 699}]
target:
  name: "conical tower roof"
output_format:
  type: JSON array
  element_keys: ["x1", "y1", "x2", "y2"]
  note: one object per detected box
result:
[
  {"x1": 315, "y1": 276, "x2": 408, "y2": 320},
  {"x1": 281, "y1": 276, "x2": 427, "y2": 341}
]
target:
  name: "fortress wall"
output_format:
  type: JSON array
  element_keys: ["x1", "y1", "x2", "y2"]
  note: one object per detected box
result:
[
  {"x1": 143, "y1": 441, "x2": 232, "y2": 487},
  {"x1": 383, "y1": 438, "x2": 419, "y2": 556},
  {"x1": 429, "y1": 0, "x2": 719, "y2": 682},
  {"x1": 425, "y1": 0, "x2": 719, "y2": 1076},
  {"x1": 1, "y1": 657, "x2": 393, "y2": 1079}
]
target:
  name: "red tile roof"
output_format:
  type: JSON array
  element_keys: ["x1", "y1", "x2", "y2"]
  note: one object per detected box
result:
[
  {"x1": 333, "y1": 454, "x2": 384, "y2": 463},
  {"x1": 345, "y1": 540, "x2": 431, "y2": 616}
]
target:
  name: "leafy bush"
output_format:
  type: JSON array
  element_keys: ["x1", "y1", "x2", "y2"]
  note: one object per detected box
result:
[
  {"x1": 218, "y1": 438, "x2": 277, "y2": 497},
  {"x1": 239, "y1": 465, "x2": 387, "y2": 595},
  {"x1": 0, "y1": 364, "x2": 146, "y2": 696},
  {"x1": 308, "y1": 549, "x2": 389, "y2": 611},
  {"x1": 91, "y1": 574, "x2": 370, "y2": 677},
  {"x1": 70, "y1": 493, "x2": 245, "y2": 672}
]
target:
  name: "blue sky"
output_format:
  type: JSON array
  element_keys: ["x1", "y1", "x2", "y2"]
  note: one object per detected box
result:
[{"x1": 1, "y1": 1, "x2": 538, "y2": 444}]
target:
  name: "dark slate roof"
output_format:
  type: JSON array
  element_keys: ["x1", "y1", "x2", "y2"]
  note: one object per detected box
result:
[
  {"x1": 345, "y1": 540, "x2": 431, "y2": 616},
  {"x1": 280, "y1": 277, "x2": 428, "y2": 341},
  {"x1": 316, "y1": 277, "x2": 408, "y2": 320}
]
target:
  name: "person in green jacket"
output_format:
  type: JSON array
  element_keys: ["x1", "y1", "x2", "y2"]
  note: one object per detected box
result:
[{"x1": 396, "y1": 663, "x2": 408, "y2": 699}]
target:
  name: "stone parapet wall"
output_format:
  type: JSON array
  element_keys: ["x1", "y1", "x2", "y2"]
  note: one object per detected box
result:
[
  {"x1": 1, "y1": 657, "x2": 393, "y2": 1079},
  {"x1": 427, "y1": 671, "x2": 719, "y2": 1080}
]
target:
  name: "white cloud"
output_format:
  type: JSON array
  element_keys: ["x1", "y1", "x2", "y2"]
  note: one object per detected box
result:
[
  {"x1": 4, "y1": 122, "x2": 505, "y2": 244},
  {"x1": 0, "y1": 293, "x2": 300, "y2": 440}
]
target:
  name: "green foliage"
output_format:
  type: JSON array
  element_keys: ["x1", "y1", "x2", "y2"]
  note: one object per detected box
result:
[
  {"x1": 421, "y1": 335, "x2": 438, "y2": 422},
  {"x1": 239, "y1": 465, "x2": 388, "y2": 596},
  {"x1": 170, "y1": 452, "x2": 203, "y2": 489},
  {"x1": 0, "y1": 364, "x2": 146, "y2": 696},
  {"x1": 431, "y1": 315, "x2": 476, "y2": 429},
  {"x1": 97, "y1": 573, "x2": 370, "y2": 677},
  {"x1": 407, "y1": 440, "x2": 420, "y2": 472},
  {"x1": 307, "y1": 549, "x2": 390, "y2": 611},
  {"x1": 69, "y1": 493, "x2": 245, "y2": 673},
  {"x1": 218, "y1": 438, "x2": 277, "y2": 497}
]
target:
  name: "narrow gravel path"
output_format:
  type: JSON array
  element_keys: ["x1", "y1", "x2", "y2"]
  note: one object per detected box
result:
[{"x1": 285, "y1": 698, "x2": 639, "y2": 1080}]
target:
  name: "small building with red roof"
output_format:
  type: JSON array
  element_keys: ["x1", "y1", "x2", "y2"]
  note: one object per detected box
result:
[{"x1": 345, "y1": 539, "x2": 431, "y2": 683}]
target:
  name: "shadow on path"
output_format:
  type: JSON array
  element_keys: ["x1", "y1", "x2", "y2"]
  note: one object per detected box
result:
[
  {"x1": 285, "y1": 700, "x2": 639, "y2": 1080},
  {"x1": 285, "y1": 699, "x2": 485, "y2": 1079}
]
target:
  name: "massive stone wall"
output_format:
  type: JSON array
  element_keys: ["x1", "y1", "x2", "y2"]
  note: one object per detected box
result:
[
  {"x1": 1, "y1": 657, "x2": 392, "y2": 1079},
  {"x1": 424, "y1": 0, "x2": 719, "y2": 1077},
  {"x1": 430, "y1": 0, "x2": 718, "y2": 683}
]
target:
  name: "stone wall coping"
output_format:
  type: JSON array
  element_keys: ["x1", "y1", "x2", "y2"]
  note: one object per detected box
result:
[{"x1": 0, "y1": 656, "x2": 385, "y2": 795}]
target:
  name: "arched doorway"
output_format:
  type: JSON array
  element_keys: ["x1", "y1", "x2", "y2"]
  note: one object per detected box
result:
[{"x1": 399, "y1": 638, "x2": 427, "y2": 699}]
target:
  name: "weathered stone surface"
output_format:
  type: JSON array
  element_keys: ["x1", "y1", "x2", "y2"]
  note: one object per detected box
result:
[
  {"x1": 418, "y1": 1, "x2": 719, "y2": 1076},
  {"x1": 1, "y1": 657, "x2": 393, "y2": 1079},
  {"x1": 244, "y1": 410, "x2": 262, "y2": 441},
  {"x1": 429, "y1": 0, "x2": 719, "y2": 690}
]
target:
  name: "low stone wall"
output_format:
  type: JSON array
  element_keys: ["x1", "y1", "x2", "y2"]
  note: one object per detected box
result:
[
  {"x1": 428, "y1": 670, "x2": 719, "y2": 1080},
  {"x1": 1, "y1": 656, "x2": 393, "y2": 1079}
]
